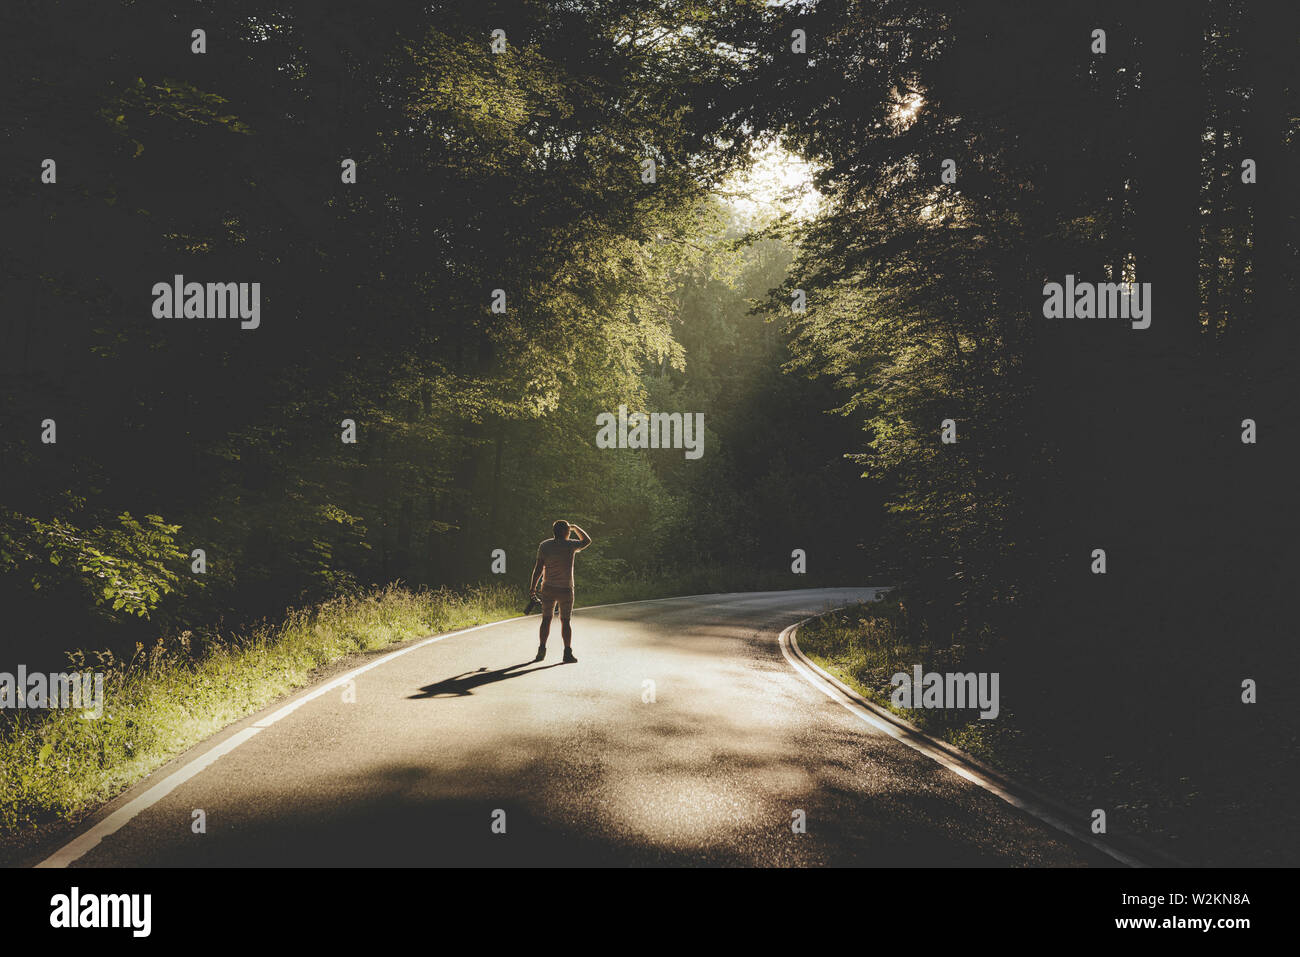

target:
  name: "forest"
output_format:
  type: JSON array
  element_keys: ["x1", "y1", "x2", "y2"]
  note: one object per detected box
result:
[
  {"x1": 1, "y1": 0, "x2": 1297, "y2": 861},
  {"x1": 3, "y1": 1, "x2": 880, "y2": 665}
]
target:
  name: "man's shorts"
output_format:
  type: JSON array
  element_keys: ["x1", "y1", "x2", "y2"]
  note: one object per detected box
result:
[{"x1": 539, "y1": 584, "x2": 574, "y2": 619}]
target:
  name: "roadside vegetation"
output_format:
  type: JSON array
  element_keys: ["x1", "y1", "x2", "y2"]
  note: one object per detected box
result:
[
  {"x1": 0, "y1": 583, "x2": 510, "y2": 862},
  {"x1": 796, "y1": 596, "x2": 1296, "y2": 867}
]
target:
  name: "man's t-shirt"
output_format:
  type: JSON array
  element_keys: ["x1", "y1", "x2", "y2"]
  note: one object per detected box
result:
[{"x1": 537, "y1": 538, "x2": 584, "y2": 591}]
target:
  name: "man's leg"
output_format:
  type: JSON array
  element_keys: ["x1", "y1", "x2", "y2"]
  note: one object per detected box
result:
[
  {"x1": 559, "y1": 591, "x2": 576, "y2": 662},
  {"x1": 536, "y1": 595, "x2": 555, "y2": 661}
]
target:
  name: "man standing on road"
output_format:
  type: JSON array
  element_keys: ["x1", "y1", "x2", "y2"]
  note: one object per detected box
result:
[{"x1": 529, "y1": 520, "x2": 592, "y2": 663}]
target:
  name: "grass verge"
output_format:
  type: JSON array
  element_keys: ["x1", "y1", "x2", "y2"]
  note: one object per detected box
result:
[{"x1": 0, "y1": 582, "x2": 520, "y2": 863}]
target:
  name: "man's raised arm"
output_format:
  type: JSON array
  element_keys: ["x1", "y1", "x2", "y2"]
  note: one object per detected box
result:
[{"x1": 569, "y1": 524, "x2": 592, "y2": 550}]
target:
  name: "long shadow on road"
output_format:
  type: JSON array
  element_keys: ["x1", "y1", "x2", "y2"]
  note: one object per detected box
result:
[{"x1": 410, "y1": 661, "x2": 568, "y2": 698}]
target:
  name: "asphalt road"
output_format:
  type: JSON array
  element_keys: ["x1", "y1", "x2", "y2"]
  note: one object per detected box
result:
[{"x1": 55, "y1": 588, "x2": 1115, "y2": 866}]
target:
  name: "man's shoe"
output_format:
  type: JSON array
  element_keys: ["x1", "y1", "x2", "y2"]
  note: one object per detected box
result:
[
  {"x1": 534, "y1": 645, "x2": 546, "y2": 662},
  {"x1": 562, "y1": 649, "x2": 577, "y2": 663}
]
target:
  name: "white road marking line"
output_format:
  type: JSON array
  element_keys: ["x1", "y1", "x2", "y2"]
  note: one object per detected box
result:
[
  {"x1": 778, "y1": 615, "x2": 1148, "y2": 868},
  {"x1": 35, "y1": 727, "x2": 264, "y2": 868}
]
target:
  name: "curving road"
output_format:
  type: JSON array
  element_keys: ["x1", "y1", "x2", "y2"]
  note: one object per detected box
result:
[{"x1": 45, "y1": 588, "x2": 1116, "y2": 867}]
